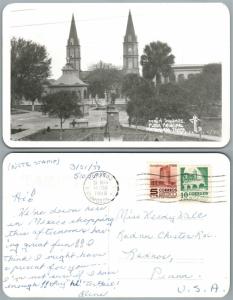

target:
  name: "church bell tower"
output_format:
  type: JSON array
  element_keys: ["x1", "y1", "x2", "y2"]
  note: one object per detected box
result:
[
  {"x1": 123, "y1": 11, "x2": 139, "y2": 74},
  {"x1": 66, "y1": 14, "x2": 81, "y2": 76}
]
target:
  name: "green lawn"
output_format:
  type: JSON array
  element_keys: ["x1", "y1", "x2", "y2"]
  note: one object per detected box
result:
[
  {"x1": 22, "y1": 127, "x2": 105, "y2": 141},
  {"x1": 22, "y1": 126, "x2": 211, "y2": 141}
]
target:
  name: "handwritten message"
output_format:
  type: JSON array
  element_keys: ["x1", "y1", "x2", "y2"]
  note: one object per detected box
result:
[
  {"x1": 4, "y1": 198, "x2": 118, "y2": 296},
  {"x1": 3, "y1": 154, "x2": 230, "y2": 297}
]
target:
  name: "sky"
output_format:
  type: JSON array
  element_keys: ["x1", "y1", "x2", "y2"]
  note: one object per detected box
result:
[{"x1": 3, "y1": 3, "x2": 230, "y2": 79}]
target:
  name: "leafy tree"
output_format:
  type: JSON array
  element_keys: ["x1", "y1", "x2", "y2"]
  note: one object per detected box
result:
[
  {"x1": 203, "y1": 63, "x2": 221, "y2": 76},
  {"x1": 180, "y1": 63, "x2": 221, "y2": 117},
  {"x1": 11, "y1": 37, "x2": 51, "y2": 110},
  {"x1": 140, "y1": 41, "x2": 175, "y2": 90},
  {"x1": 126, "y1": 76, "x2": 155, "y2": 125},
  {"x1": 42, "y1": 91, "x2": 82, "y2": 139},
  {"x1": 124, "y1": 63, "x2": 221, "y2": 132},
  {"x1": 89, "y1": 60, "x2": 114, "y2": 70},
  {"x1": 87, "y1": 62, "x2": 123, "y2": 100},
  {"x1": 122, "y1": 73, "x2": 142, "y2": 98},
  {"x1": 127, "y1": 81, "x2": 191, "y2": 127},
  {"x1": 151, "y1": 83, "x2": 191, "y2": 126},
  {"x1": 88, "y1": 80, "x2": 105, "y2": 98}
]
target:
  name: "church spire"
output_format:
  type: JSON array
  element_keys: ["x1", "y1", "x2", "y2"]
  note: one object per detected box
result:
[
  {"x1": 66, "y1": 14, "x2": 81, "y2": 75},
  {"x1": 123, "y1": 10, "x2": 139, "y2": 74},
  {"x1": 124, "y1": 10, "x2": 137, "y2": 42},
  {"x1": 68, "y1": 14, "x2": 79, "y2": 46}
]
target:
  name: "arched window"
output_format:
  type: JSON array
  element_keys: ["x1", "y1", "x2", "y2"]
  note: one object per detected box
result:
[
  {"x1": 188, "y1": 73, "x2": 194, "y2": 80},
  {"x1": 69, "y1": 48, "x2": 75, "y2": 58},
  {"x1": 178, "y1": 74, "x2": 185, "y2": 82}
]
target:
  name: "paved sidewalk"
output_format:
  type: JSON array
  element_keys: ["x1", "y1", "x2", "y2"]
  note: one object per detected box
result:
[
  {"x1": 11, "y1": 128, "x2": 44, "y2": 141},
  {"x1": 11, "y1": 110, "x2": 107, "y2": 140}
]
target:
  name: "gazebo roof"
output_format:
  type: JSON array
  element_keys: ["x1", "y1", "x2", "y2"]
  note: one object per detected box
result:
[{"x1": 52, "y1": 65, "x2": 88, "y2": 87}]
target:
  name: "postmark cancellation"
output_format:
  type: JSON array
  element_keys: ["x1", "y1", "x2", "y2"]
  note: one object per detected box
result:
[{"x1": 83, "y1": 171, "x2": 119, "y2": 205}]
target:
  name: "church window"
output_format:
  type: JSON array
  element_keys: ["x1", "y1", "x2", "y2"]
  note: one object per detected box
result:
[
  {"x1": 70, "y1": 48, "x2": 74, "y2": 58},
  {"x1": 70, "y1": 38, "x2": 74, "y2": 45},
  {"x1": 128, "y1": 35, "x2": 132, "y2": 42},
  {"x1": 178, "y1": 74, "x2": 185, "y2": 82},
  {"x1": 128, "y1": 47, "x2": 132, "y2": 53}
]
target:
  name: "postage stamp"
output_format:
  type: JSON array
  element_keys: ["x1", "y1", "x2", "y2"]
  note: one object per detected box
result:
[
  {"x1": 83, "y1": 171, "x2": 119, "y2": 205},
  {"x1": 180, "y1": 166, "x2": 209, "y2": 200},
  {"x1": 150, "y1": 164, "x2": 177, "y2": 199}
]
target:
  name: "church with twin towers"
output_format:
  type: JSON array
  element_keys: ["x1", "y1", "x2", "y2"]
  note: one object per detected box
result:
[
  {"x1": 66, "y1": 10, "x2": 140, "y2": 75},
  {"x1": 49, "y1": 11, "x2": 203, "y2": 98}
]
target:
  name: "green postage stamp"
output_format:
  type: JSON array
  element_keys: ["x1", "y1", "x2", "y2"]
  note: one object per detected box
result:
[{"x1": 180, "y1": 166, "x2": 209, "y2": 201}]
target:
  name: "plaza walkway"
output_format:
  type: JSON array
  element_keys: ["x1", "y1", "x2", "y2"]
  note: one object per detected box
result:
[
  {"x1": 11, "y1": 102, "x2": 220, "y2": 142},
  {"x1": 11, "y1": 99, "x2": 128, "y2": 140},
  {"x1": 11, "y1": 111, "x2": 63, "y2": 140}
]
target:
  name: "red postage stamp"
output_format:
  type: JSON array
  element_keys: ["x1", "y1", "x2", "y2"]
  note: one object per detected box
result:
[{"x1": 150, "y1": 164, "x2": 177, "y2": 198}]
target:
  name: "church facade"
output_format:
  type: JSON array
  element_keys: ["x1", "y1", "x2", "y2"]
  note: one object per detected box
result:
[{"x1": 48, "y1": 11, "x2": 203, "y2": 99}]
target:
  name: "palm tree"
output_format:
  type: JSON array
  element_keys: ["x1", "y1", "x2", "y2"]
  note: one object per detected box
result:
[{"x1": 140, "y1": 41, "x2": 175, "y2": 90}]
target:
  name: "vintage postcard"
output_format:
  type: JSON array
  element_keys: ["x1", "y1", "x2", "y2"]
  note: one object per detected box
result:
[
  {"x1": 2, "y1": 153, "x2": 230, "y2": 297},
  {"x1": 2, "y1": 2, "x2": 230, "y2": 147}
]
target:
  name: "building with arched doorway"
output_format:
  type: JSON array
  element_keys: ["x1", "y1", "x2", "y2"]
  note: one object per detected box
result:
[
  {"x1": 171, "y1": 64, "x2": 204, "y2": 82},
  {"x1": 156, "y1": 64, "x2": 204, "y2": 84}
]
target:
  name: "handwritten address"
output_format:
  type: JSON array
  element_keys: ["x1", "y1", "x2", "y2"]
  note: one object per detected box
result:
[{"x1": 3, "y1": 156, "x2": 229, "y2": 297}]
